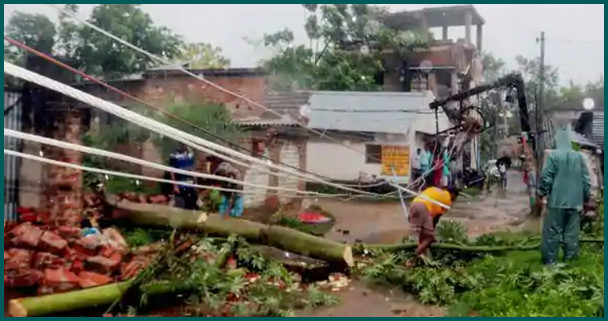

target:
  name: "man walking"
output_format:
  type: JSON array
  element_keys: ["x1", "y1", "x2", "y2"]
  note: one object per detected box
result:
[{"x1": 538, "y1": 129, "x2": 591, "y2": 265}]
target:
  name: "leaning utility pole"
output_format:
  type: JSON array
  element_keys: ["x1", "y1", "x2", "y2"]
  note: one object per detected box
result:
[{"x1": 536, "y1": 31, "x2": 546, "y2": 179}]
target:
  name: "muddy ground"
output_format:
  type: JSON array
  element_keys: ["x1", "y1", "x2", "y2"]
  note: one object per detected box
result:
[{"x1": 298, "y1": 170, "x2": 532, "y2": 317}]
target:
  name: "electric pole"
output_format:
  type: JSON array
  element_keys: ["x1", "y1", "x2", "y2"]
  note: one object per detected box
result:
[{"x1": 536, "y1": 31, "x2": 546, "y2": 178}]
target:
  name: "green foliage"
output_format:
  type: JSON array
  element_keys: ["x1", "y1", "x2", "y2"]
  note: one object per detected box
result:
[
  {"x1": 4, "y1": 12, "x2": 56, "y2": 64},
  {"x1": 174, "y1": 42, "x2": 231, "y2": 69},
  {"x1": 121, "y1": 228, "x2": 171, "y2": 247},
  {"x1": 447, "y1": 248, "x2": 604, "y2": 317},
  {"x1": 154, "y1": 102, "x2": 244, "y2": 159},
  {"x1": 119, "y1": 234, "x2": 338, "y2": 317},
  {"x1": 259, "y1": 4, "x2": 429, "y2": 91},
  {"x1": 5, "y1": 4, "x2": 183, "y2": 79},
  {"x1": 80, "y1": 102, "x2": 238, "y2": 192},
  {"x1": 60, "y1": 4, "x2": 183, "y2": 78},
  {"x1": 435, "y1": 220, "x2": 468, "y2": 244},
  {"x1": 359, "y1": 231, "x2": 604, "y2": 317}
]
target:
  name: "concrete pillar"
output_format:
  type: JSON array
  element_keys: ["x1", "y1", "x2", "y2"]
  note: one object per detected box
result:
[
  {"x1": 476, "y1": 24, "x2": 483, "y2": 51},
  {"x1": 442, "y1": 26, "x2": 448, "y2": 40},
  {"x1": 465, "y1": 12, "x2": 473, "y2": 46}
]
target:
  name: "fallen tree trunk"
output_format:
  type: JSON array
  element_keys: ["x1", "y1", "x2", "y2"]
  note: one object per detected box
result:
[
  {"x1": 356, "y1": 237, "x2": 604, "y2": 255},
  {"x1": 105, "y1": 195, "x2": 353, "y2": 267}
]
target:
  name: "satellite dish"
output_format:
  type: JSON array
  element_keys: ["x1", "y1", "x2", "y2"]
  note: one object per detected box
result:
[
  {"x1": 419, "y1": 59, "x2": 433, "y2": 74},
  {"x1": 299, "y1": 104, "x2": 311, "y2": 119}
]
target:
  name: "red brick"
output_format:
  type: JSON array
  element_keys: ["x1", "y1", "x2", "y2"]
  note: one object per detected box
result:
[
  {"x1": 86, "y1": 256, "x2": 121, "y2": 274},
  {"x1": 42, "y1": 268, "x2": 82, "y2": 292},
  {"x1": 39, "y1": 231, "x2": 68, "y2": 254},
  {"x1": 5, "y1": 248, "x2": 34, "y2": 270},
  {"x1": 5, "y1": 269, "x2": 43, "y2": 288},
  {"x1": 9, "y1": 223, "x2": 44, "y2": 248},
  {"x1": 78, "y1": 271, "x2": 114, "y2": 288},
  {"x1": 33, "y1": 252, "x2": 60, "y2": 269}
]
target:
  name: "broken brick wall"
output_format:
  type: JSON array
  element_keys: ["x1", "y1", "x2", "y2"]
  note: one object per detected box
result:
[{"x1": 40, "y1": 110, "x2": 84, "y2": 227}]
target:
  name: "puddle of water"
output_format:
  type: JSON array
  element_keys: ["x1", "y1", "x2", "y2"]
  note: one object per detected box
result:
[{"x1": 298, "y1": 280, "x2": 444, "y2": 317}]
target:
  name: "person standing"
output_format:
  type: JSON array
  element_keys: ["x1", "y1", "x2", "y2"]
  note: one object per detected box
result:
[
  {"x1": 419, "y1": 145, "x2": 432, "y2": 187},
  {"x1": 411, "y1": 148, "x2": 422, "y2": 182},
  {"x1": 169, "y1": 143, "x2": 199, "y2": 210},
  {"x1": 214, "y1": 162, "x2": 244, "y2": 218},
  {"x1": 496, "y1": 153, "x2": 511, "y2": 190},
  {"x1": 538, "y1": 129, "x2": 591, "y2": 265}
]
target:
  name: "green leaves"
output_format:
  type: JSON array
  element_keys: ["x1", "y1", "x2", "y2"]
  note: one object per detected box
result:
[{"x1": 260, "y1": 4, "x2": 428, "y2": 92}]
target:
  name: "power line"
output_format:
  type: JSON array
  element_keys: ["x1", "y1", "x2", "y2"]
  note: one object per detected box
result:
[
  {"x1": 46, "y1": 4, "x2": 461, "y2": 192},
  {"x1": 3, "y1": 35, "x2": 354, "y2": 186},
  {"x1": 47, "y1": 4, "x2": 392, "y2": 164},
  {"x1": 4, "y1": 60, "x2": 393, "y2": 198},
  {"x1": 3, "y1": 128, "x2": 355, "y2": 198}
]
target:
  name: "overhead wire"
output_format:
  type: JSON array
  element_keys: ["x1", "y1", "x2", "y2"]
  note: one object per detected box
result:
[
  {"x1": 3, "y1": 128, "x2": 363, "y2": 198},
  {"x1": 4, "y1": 61, "x2": 396, "y2": 199},
  {"x1": 3, "y1": 35, "x2": 355, "y2": 185},
  {"x1": 48, "y1": 3, "x2": 432, "y2": 165},
  {"x1": 44, "y1": 5, "x2": 460, "y2": 194},
  {"x1": 3, "y1": 149, "x2": 290, "y2": 197}
]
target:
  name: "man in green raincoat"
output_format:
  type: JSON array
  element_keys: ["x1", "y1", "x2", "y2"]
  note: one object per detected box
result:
[{"x1": 538, "y1": 129, "x2": 591, "y2": 265}]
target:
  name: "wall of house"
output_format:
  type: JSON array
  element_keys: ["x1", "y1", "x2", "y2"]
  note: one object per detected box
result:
[
  {"x1": 306, "y1": 133, "x2": 417, "y2": 183},
  {"x1": 277, "y1": 141, "x2": 301, "y2": 204},
  {"x1": 240, "y1": 134, "x2": 306, "y2": 209}
]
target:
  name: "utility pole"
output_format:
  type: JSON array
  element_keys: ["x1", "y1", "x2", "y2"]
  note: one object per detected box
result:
[{"x1": 536, "y1": 31, "x2": 546, "y2": 179}]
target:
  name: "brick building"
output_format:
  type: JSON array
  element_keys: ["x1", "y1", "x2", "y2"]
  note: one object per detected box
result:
[{"x1": 29, "y1": 66, "x2": 309, "y2": 216}]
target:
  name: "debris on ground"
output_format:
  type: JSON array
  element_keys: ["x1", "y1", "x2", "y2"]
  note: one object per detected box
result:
[{"x1": 4, "y1": 209, "x2": 151, "y2": 296}]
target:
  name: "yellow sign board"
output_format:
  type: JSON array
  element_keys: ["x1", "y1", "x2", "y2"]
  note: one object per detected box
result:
[{"x1": 381, "y1": 145, "x2": 410, "y2": 176}]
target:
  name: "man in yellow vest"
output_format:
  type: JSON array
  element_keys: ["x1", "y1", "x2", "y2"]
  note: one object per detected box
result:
[{"x1": 409, "y1": 186, "x2": 459, "y2": 255}]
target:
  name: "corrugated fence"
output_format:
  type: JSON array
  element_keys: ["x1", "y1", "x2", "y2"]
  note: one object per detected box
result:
[{"x1": 4, "y1": 89, "x2": 23, "y2": 222}]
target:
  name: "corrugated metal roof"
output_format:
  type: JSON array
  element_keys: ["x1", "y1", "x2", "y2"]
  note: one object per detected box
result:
[
  {"x1": 592, "y1": 111, "x2": 604, "y2": 146},
  {"x1": 236, "y1": 115, "x2": 299, "y2": 127},
  {"x1": 307, "y1": 91, "x2": 450, "y2": 134},
  {"x1": 265, "y1": 91, "x2": 311, "y2": 117}
]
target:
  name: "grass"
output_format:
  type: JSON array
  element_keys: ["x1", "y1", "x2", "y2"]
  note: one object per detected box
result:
[
  {"x1": 447, "y1": 246, "x2": 604, "y2": 317},
  {"x1": 359, "y1": 206, "x2": 604, "y2": 317}
]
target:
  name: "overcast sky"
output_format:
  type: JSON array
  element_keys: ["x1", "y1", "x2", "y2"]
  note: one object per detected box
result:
[{"x1": 4, "y1": 4, "x2": 604, "y2": 85}]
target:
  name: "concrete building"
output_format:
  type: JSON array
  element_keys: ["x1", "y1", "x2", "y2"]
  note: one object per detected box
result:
[{"x1": 305, "y1": 91, "x2": 450, "y2": 183}]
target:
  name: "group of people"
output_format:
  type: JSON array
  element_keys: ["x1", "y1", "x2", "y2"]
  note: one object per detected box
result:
[
  {"x1": 411, "y1": 143, "x2": 459, "y2": 191},
  {"x1": 165, "y1": 143, "x2": 244, "y2": 218},
  {"x1": 408, "y1": 129, "x2": 594, "y2": 267}
]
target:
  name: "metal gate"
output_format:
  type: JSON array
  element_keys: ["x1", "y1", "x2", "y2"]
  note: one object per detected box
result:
[{"x1": 4, "y1": 89, "x2": 23, "y2": 222}]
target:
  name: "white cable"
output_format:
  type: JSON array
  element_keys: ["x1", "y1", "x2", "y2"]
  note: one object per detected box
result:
[
  {"x1": 4, "y1": 149, "x2": 368, "y2": 199},
  {"x1": 4, "y1": 149, "x2": 260, "y2": 195},
  {"x1": 3, "y1": 128, "x2": 351, "y2": 197},
  {"x1": 4, "y1": 61, "x2": 389, "y2": 198},
  {"x1": 48, "y1": 4, "x2": 394, "y2": 164}
]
